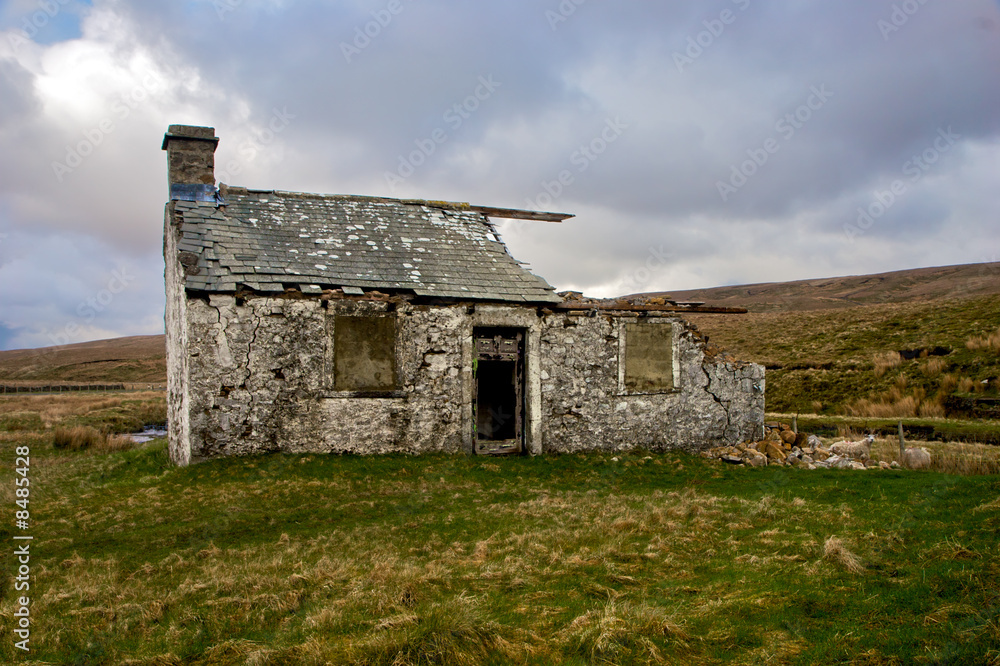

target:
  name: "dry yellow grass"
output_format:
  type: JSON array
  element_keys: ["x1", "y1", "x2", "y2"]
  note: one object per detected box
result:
[
  {"x1": 0, "y1": 391, "x2": 162, "y2": 426},
  {"x1": 938, "y1": 374, "x2": 959, "y2": 394},
  {"x1": 823, "y1": 537, "x2": 864, "y2": 574},
  {"x1": 847, "y1": 377, "x2": 949, "y2": 418},
  {"x1": 848, "y1": 396, "x2": 919, "y2": 418},
  {"x1": 99, "y1": 433, "x2": 138, "y2": 452},
  {"x1": 52, "y1": 425, "x2": 106, "y2": 450},
  {"x1": 873, "y1": 351, "x2": 903, "y2": 377},
  {"x1": 966, "y1": 327, "x2": 1000, "y2": 352},
  {"x1": 559, "y1": 600, "x2": 691, "y2": 663},
  {"x1": 924, "y1": 357, "x2": 948, "y2": 376},
  {"x1": 869, "y1": 438, "x2": 1000, "y2": 475},
  {"x1": 52, "y1": 425, "x2": 135, "y2": 452},
  {"x1": 22, "y1": 478, "x2": 828, "y2": 664}
]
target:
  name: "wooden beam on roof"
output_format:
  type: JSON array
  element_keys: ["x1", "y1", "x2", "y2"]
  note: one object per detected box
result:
[
  {"x1": 397, "y1": 198, "x2": 573, "y2": 222},
  {"x1": 554, "y1": 301, "x2": 748, "y2": 314},
  {"x1": 468, "y1": 205, "x2": 574, "y2": 222}
]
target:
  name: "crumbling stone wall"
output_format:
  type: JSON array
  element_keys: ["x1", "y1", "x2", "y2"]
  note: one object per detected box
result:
[
  {"x1": 538, "y1": 314, "x2": 764, "y2": 454},
  {"x1": 176, "y1": 296, "x2": 470, "y2": 463},
  {"x1": 167, "y1": 293, "x2": 764, "y2": 464}
]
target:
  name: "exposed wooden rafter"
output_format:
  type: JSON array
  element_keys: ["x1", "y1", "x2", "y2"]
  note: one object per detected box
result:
[
  {"x1": 554, "y1": 301, "x2": 749, "y2": 314},
  {"x1": 467, "y1": 205, "x2": 573, "y2": 222}
]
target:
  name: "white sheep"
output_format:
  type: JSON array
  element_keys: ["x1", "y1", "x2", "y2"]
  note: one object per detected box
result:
[
  {"x1": 902, "y1": 446, "x2": 932, "y2": 470},
  {"x1": 830, "y1": 434, "x2": 874, "y2": 460}
]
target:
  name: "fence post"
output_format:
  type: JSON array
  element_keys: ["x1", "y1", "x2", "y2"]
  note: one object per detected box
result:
[{"x1": 898, "y1": 421, "x2": 905, "y2": 459}]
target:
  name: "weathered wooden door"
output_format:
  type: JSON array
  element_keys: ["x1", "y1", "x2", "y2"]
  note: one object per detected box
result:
[{"x1": 473, "y1": 329, "x2": 525, "y2": 455}]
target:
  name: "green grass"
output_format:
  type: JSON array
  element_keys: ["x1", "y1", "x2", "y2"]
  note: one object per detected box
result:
[
  {"x1": 0, "y1": 392, "x2": 166, "y2": 434},
  {"x1": 770, "y1": 413, "x2": 1000, "y2": 446},
  {"x1": 64, "y1": 397, "x2": 166, "y2": 433},
  {"x1": 1, "y1": 437, "x2": 998, "y2": 665},
  {"x1": 689, "y1": 294, "x2": 1000, "y2": 416},
  {"x1": 0, "y1": 411, "x2": 43, "y2": 432}
]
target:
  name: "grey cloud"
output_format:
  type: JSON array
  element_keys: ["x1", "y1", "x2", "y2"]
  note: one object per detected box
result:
[{"x1": 1, "y1": 0, "x2": 999, "y2": 349}]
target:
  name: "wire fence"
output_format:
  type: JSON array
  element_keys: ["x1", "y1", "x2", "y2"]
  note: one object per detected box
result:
[{"x1": 0, "y1": 384, "x2": 166, "y2": 394}]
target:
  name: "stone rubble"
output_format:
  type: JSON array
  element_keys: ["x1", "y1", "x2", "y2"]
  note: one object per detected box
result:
[{"x1": 703, "y1": 422, "x2": 904, "y2": 471}]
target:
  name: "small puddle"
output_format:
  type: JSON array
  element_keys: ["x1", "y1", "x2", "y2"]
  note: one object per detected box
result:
[{"x1": 129, "y1": 427, "x2": 168, "y2": 443}]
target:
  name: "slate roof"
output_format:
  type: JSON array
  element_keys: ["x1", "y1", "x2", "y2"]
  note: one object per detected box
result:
[{"x1": 171, "y1": 186, "x2": 562, "y2": 303}]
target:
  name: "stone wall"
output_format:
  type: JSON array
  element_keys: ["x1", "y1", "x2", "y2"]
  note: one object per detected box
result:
[
  {"x1": 537, "y1": 314, "x2": 764, "y2": 454},
  {"x1": 164, "y1": 204, "x2": 191, "y2": 466},
  {"x1": 167, "y1": 292, "x2": 764, "y2": 464}
]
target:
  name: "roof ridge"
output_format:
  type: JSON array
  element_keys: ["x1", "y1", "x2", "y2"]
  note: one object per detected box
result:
[
  {"x1": 219, "y1": 183, "x2": 473, "y2": 210},
  {"x1": 216, "y1": 184, "x2": 572, "y2": 222}
]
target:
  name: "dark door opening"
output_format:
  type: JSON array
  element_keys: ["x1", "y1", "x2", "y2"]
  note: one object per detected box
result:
[{"x1": 473, "y1": 328, "x2": 525, "y2": 455}]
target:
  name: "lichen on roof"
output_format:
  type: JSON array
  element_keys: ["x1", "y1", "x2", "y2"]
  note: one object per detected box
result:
[{"x1": 171, "y1": 186, "x2": 562, "y2": 303}]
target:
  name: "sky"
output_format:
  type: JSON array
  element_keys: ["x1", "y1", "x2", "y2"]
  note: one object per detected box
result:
[{"x1": 0, "y1": 0, "x2": 998, "y2": 351}]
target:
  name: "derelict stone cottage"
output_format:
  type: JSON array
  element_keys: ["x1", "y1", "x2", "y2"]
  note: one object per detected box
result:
[{"x1": 163, "y1": 125, "x2": 765, "y2": 466}]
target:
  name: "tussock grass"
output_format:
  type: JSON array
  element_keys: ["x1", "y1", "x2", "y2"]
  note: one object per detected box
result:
[
  {"x1": 0, "y1": 391, "x2": 165, "y2": 431},
  {"x1": 873, "y1": 351, "x2": 902, "y2": 378},
  {"x1": 966, "y1": 327, "x2": 1000, "y2": 352},
  {"x1": 52, "y1": 425, "x2": 135, "y2": 452},
  {"x1": 823, "y1": 537, "x2": 864, "y2": 574},
  {"x1": 3, "y1": 440, "x2": 997, "y2": 665},
  {"x1": 688, "y1": 294, "x2": 1000, "y2": 416},
  {"x1": 53, "y1": 425, "x2": 106, "y2": 450},
  {"x1": 924, "y1": 357, "x2": 948, "y2": 376},
  {"x1": 869, "y1": 437, "x2": 1000, "y2": 475},
  {"x1": 845, "y1": 376, "x2": 951, "y2": 419},
  {"x1": 339, "y1": 595, "x2": 530, "y2": 665},
  {"x1": 3, "y1": 390, "x2": 1000, "y2": 664},
  {"x1": 560, "y1": 600, "x2": 691, "y2": 664}
]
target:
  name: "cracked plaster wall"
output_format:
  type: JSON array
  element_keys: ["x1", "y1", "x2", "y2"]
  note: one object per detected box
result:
[
  {"x1": 169, "y1": 295, "x2": 764, "y2": 463},
  {"x1": 538, "y1": 315, "x2": 764, "y2": 454}
]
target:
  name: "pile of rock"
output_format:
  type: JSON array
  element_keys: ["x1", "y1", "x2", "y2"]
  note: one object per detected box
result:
[{"x1": 704, "y1": 422, "x2": 899, "y2": 471}]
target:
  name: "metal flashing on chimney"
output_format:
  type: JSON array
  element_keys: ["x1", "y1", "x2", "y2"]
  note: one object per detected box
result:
[{"x1": 170, "y1": 183, "x2": 220, "y2": 203}]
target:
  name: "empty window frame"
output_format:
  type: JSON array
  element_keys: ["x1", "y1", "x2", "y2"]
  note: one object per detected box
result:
[
  {"x1": 622, "y1": 321, "x2": 677, "y2": 394},
  {"x1": 334, "y1": 316, "x2": 397, "y2": 392}
]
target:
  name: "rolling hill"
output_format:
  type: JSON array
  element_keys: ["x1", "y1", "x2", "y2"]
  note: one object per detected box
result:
[
  {"x1": 2, "y1": 263, "x2": 998, "y2": 414},
  {"x1": 0, "y1": 334, "x2": 166, "y2": 384},
  {"x1": 656, "y1": 262, "x2": 1000, "y2": 312}
]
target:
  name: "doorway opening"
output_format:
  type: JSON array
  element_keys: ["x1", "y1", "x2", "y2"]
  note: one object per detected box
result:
[{"x1": 473, "y1": 328, "x2": 525, "y2": 455}]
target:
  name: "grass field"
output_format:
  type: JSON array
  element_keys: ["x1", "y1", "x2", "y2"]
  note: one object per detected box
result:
[
  {"x1": 1, "y1": 397, "x2": 999, "y2": 664},
  {"x1": 2, "y1": 272, "x2": 999, "y2": 663},
  {"x1": 688, "y1": 294, "x2": 1000, "y2": 419},
  {"x1": 0, "y1": 335, "x2": 165, "y2": 384},
  {"x1": 769, "y1": 413, "x2": 1000, "y2": 447}
]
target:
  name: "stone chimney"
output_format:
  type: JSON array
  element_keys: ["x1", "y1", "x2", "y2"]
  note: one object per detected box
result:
[{"x1": 161, "y1": 125, "x2": 219, "y2": 201}]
